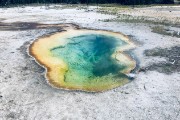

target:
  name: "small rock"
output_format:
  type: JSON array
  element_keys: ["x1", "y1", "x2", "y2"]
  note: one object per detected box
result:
[
  {"x1": 139, "y1": 68, "x2": 146, "y2": 72},
  {"x1": 22, "y1": 66, "x2": 28, "y2": 70},
  {"x1": 6, "y1": 112, "x2": 16, "y2": 119},
  {"x1": 127, "y1": 73, "x2": 136, "y2": 79}
]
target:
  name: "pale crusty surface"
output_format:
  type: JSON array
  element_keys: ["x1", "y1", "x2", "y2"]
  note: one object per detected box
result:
[{"x1": 0, "y1": 5, "x2": 180, "y2": 120}]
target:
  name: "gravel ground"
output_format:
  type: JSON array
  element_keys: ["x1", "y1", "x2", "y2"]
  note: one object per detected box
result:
[{"x1": 0, "y1": 5, "x2": 180, "y2": 120}]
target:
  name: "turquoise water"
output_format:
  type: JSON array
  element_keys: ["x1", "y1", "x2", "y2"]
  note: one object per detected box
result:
[{"x1": 50, "y1": 34, "x2": 128, "y2": 83}]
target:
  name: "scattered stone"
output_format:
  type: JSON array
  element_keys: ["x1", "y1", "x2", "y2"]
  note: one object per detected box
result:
[
  {"x1": 9, "y1": 100, "x2": 14, "y2": 103},
  {"x1": 138, "y1": 67, "x2": 146, "y2": 72},
  {"x1": 6, "y1": 112, "x2": 16, "y2": 119},
  {"x1": 22, "y1": 66, "x2": 28, "y2": 71},
  {"x1": 144, "y1": 84, "x2": 146, "y2": 90}
]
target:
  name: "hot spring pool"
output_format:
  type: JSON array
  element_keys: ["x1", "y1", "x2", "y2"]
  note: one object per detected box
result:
[{"x1": 29, "y1": 28, "x2": 136, "y2": 92}]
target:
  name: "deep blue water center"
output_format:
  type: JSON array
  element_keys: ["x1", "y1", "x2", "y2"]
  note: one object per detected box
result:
[{"x1": 51, "y1": 34, "x2": 127, "y2": 82}]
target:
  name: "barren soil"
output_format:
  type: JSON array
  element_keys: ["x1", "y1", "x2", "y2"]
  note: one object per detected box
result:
[{"x1": 0, "y1": 5, "x2": 180, "y2": 120}]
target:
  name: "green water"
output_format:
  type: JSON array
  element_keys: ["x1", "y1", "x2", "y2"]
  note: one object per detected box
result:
[{"x1": 50, "y1": 34, "x2": 128, "y2": 84}]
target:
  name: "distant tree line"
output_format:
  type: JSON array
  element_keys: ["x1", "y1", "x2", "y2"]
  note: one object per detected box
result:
[{"x1": 0, "y1": 0, "x2": 174, "y2": 6}]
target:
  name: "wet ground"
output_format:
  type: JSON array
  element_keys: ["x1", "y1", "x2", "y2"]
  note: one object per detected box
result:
[{"x1": 143, "y1": 46, "x2": 180, "y2": 74}]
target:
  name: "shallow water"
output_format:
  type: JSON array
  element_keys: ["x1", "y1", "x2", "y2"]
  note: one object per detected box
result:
[{"x1": 50, "y1": 34, "x2": 128, "y2": 85}]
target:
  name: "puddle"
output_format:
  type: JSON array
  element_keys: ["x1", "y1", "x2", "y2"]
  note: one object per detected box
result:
[{"x1": 29, "y1": 25, "x2": 136, "y2": 92}]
